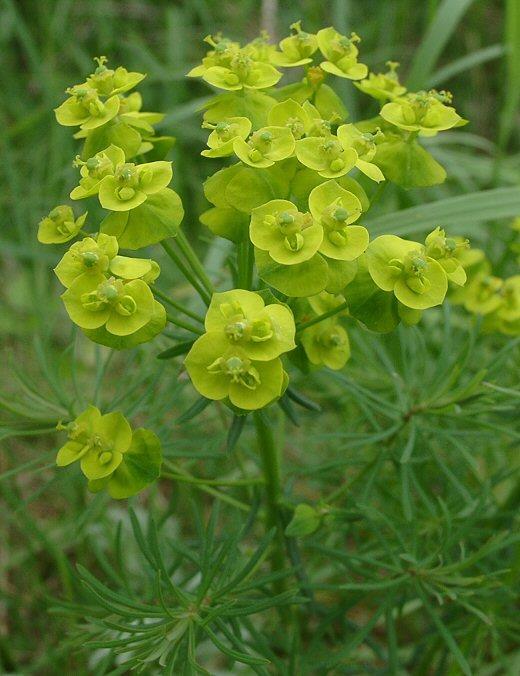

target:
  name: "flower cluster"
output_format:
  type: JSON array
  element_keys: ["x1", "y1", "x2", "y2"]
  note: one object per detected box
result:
[
  {"x1": 185, "y1": 290, "x2": 295, "y2": 410},
  {"x1": 189, "y1": 22, "x2": 471, "y2": 396},
  {"x1": 54, "y1": 56, "x2": 170, "y2": 160},
  {"x1": 38, "y1": 27, "x2": 484, "y2": 495},
  {"x1": 38, "y1": 57, "x2": 185, "y2": 350},
  {"x1": 38, "y1": 58, "x2": 187, "y2": 497},
  {"x1": 56, "y1": 406, "x2": 162, "y2": 498}
]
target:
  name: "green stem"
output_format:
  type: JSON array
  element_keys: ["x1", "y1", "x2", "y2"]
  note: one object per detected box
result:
[
  {"x1": 253, "y1": 411, "x2": 286, "y2": 593},
  {"x1": 166, "y1": 314, "x2": 204, "y2": 335},
  {"x1": 153, "y1": 288, "x2": 205, "y2": 324},
  {"x1": 237, "y1": 239, "x2": 254, "y2": 290},
  {"x1": 296, "y1": 301, "x2": 349, "y2": 334},
  {"x1": 161, "y1": 240, "x2": 211, "y2": 306},
  {"x1": 175, "y1": 230, "x2": 215, "y2": 296}
]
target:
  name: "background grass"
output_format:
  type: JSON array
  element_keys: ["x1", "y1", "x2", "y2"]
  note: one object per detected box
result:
[{"x1": 1, "y1": 0, "x2": 519, "y2": 673}]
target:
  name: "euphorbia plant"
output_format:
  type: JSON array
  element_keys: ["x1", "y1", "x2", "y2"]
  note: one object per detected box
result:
[{"x1": 35, "y1": 23, "x2": 515, "y2": 669}]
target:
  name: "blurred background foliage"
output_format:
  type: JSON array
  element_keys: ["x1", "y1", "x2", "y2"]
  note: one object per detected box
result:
[{"x1": 1, "y1": 0, "x2": 519, "y2": 673}]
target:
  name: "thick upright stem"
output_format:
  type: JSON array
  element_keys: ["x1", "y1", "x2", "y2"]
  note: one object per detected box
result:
[
  {"x1": 175, "y1": 230, "x2": 215, "y2": 296},
  {"x1": 161, "y1": 240, "x2": 211, "y2": 306},
  {"x1": 237, "y1": 239, "x2": 254, "y2": 290},
  {"x1": 253, "y1": 411, "x2": 286, "y2": 588}
]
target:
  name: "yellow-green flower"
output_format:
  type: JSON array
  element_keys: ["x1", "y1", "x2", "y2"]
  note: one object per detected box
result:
[
  {"x1": 187, "y1": 35, "x2": 241, "y2": 78},
  {"x1": 424, "y1": 227, "x2": 468, "y2": 285},
  {"x1": 61, "y1": 273, "x2": 155, "y2": 335},
  {"x1": 189, "y1": 37, "x2": 282, "y2": 91},
  {"x1": 233, "y1": 126, "x2": 295, "y2": 167},
  {"x1": 296, "y1": 132, "x2": 358, "y2": 179},
  {"x1": 250, "y1": 199, "x2": 323, "y2": 265},
  {"x1": 302, "y1": 101, "x2": 339, "y2": 138},
  {"x1": 54, "y1": 234, "x2": 118, "y2": 287},
  {"x1": 308, "y1": 180, "x2": 368, "y2": 261},
  {"x1": 185, "y1": 333, "x2": 285, "y2": 410},
  {"x1": 336, "y1": 124, "x2": 385, "y2": 182},
  {"x1": 37, "y1": 205, "x2": 87, "y2": 244},
  {"x1": 205, "y1": 289, "x2": 296, "y2": 361},
  {"x1": 301, "y1": 318, "x2": 350, "y2": 370},
  {"x1": 366, "y1": 234, "x2": 448, "y2": 310},
  {"x1": 267, "y1": 99, "x2": 312, "y2": 140},
  {"x1": 380, "y1": 90, "x2": 466, "y2": 136},
  {"x1": 71, "y1": 145, "x2": 126, "y2": 200},
  {"x1": 56, "y1": 406, "x2": 132, "y2": 481},
  {"x1": 272, "y1": 21, "x2": 319, "y2": 67},
  {"x1": 55, "y1": 86, "x2": 120, "y2": 130},
  {"x1": 316, "y1": 27, "x2": 368, "y2": 80},
  {"x1": 463, "y1": 274, "x2": 504, "y2": 315},
  {"x1": 56, "y1": 406, "x2": 162, "y2": 498},
  {"x1": 97, "y1": 160, "x2": 173, "y2": 211},
  {"x1": 55, "y1": 233, "x2": 160, "y2": 288},
  {"x1": 354, "y1": 61, "x2": 406, "y2": 102},
  {"x1": 84, "y1": 56, "x2": 146, "y2": 97},
  {"x1": 201, "y1": 117, "x2": 252, "y2": 157}
]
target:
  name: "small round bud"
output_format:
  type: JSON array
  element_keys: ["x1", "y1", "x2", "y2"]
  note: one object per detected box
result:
[
  {"x1": 225, "y1": 73, "x2": 240, "y2": 86},
  {"x1": 333, "y1": 207, "x2": 349, "y2": 222},
  {"x1": 117, "y1": 186, "x2": 136, "y2": 201},
  {"x1": 278, "y1": 211, "x2": 295, "y2": 226},
  {"x1": 103, "y1": 284, "x2": 119, "y2": 301},
  {"x1": 82, "y1": 251, "x2": 99, "y2": 268},
  {"x1": 329, "y1": 158, "x2": 345, "y2": 172}
]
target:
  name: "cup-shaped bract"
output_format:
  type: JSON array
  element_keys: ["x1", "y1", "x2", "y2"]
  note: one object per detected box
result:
[
  {"x1": 205, "y1": 289, "x2": 296, "y2": 361},
  {"x1": 55, "y1": 86, "x2": 120, "y2": 130},
  {"x1": 272, "y1": 21, "x2": 319, "y2": 67},
  {"x1": 233, "y1": 126, "x2": 295, "y2": 168},
  {"x1": 354, "y1": 61, "x2": 406, "y2": 102},
  {"x1": 185, "y1": 332, "x2": 285, "y2": 410},
  {"x1": 381, "y1": 90, "x2": 466, "y2": 136},
  {"x1": 316, "y1": 27, "x2": 368, "y2": 80},
  {"x1": 61, "y1": 273, "x2": 155, "y2": 335},
  {"x1": 267, "y1": 99, "x2": 313, "y2": 140},
  {"x1": 37, "y1": 205, "x2": 87, "y2": 244},
  {"x1": 308, "y1": 180, "x2": 368, "y2": 261},
  {"x1": 200, "y1": 46, "x2": 282, "y2": 91},
  {"x1": 250, "y1": 199, "x2": 323, "y2": 265},
  {"x1": 88, "y1": 428, "x2": 163, "y2": 499},
  {"x1": 463, "y1": 274, "x2": 505, "y2": 315},
  {"x1": 56, "y1": 406, "x2": 132, "y2": 481},
  {"x1": 56, "y1": 406, "x2": 162, "y2": 498},
  {"x1": 109, "y1": 256, "x2": 160, "y2": 284},
  {"x1": 301, "y1": 318, "x2": 351, "y2": 370},
  {"x1": 296, "y1": 134, "x2": 358, "y2": 179},
  {"x1": 98, "y1": 160, "x2": 172, "y2": 211},
  {"x1": 202, "y1": 117, "x2": 252, "y2": 158},
  {"x1": 336, "y1": 124, "x2": 385, "y2": 182},
  {"x1": 71, "y1": 145, "x2": 126, "y2": 200},
  {"x1": 366, "y1": 235, "x2": 448, "y2": 310},
  {"x1": 54, "y1": 233, "x2": 119, "y2": 287},
  {"x1": 424, "y1": 227, "x2": 468, "y2": 286},
  {"x1": 85, "y1": 56, "x2": 146, "y2": 97}
]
